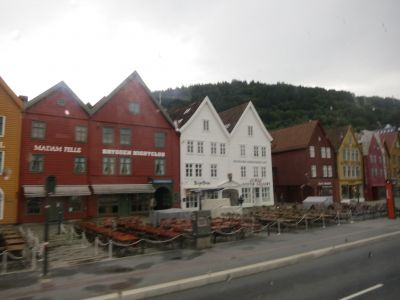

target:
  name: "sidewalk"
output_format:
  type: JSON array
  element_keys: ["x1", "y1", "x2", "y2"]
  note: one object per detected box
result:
[{"x1": 1, "y1": 218, "x2": 399, "y2": 300}]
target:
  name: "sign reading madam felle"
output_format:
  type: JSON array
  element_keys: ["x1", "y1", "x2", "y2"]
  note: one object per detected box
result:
[{"x1": 33, "y1": 144, "x2": 82, "y2": 153}]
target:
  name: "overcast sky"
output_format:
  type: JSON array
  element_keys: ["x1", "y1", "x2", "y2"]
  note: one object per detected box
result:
[{"x1": 1, "y1": 0, "x2": 399, "y2": 103}]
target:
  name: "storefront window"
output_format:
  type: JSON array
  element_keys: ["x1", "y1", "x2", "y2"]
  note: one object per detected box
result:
[
  {"x1": 98, "y1": 196, "x2": 119, "y2": 215},
  {"x1": 26, "y1": 198, "x2": 41, "y2": 215},
  {"x1": 69, "y1": 196, "x2": 82, "y2": 212},
  {"x1": 131, "y1": 194, "x2": 150, "y2": 212},
  {"x1": 185, "y1": 194, "x2": 198, "y2": 208}
]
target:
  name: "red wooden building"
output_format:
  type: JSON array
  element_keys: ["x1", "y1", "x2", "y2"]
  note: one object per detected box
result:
[
  {"x1": 87, "y1": 72, "x2": 180, "y2": 217},
  {"x1": 271, "y1": 120, "x2": 338, "y2": 203},
  {"x1": 19, "y1": 82, "x2": 91, "y2": 223}
]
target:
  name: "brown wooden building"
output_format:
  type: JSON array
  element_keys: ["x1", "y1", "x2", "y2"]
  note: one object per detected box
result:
[{"x1": 271, "y1": 120, "x2": 338, "y2": 203}]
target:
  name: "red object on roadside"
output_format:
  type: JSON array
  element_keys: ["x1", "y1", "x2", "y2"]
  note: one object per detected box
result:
[{"x1": 386, "y1": 180, "x2": 396, "y2": 219}]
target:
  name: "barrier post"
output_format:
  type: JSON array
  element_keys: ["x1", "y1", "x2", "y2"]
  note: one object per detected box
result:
[
  {"x1": 31, "y1": 247, "x2": 37, "y2": 271},
  {"x1": 277, "y1": 221, "x2": 281, "y2": 235},
  {"x1": 108, "y1": 240, "x2": 113, "y2": 259},
  {"x1": 1, "y1": 251, "x2": 7, "y2": 274},
  {"x1": 94, "y1": 237, "x2": 99, "y2": 256}
]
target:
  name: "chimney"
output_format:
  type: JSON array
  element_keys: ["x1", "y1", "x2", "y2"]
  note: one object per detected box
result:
[{"x1": 18, "y1": 95, "x2": 28, "y2": 102}]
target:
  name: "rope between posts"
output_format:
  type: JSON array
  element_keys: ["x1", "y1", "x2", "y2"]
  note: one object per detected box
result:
[
  {"x1": 213, "y1": 227, "x2": 243, "y2": 236},
  {"x1": 143, "y1": 234, "x2": 184, "y2": 244},
  {"x1": 7, "y1": 251, "x2": 24, "y2": 260},
  {"x1": 96, "y1": 239, "x2": 110, "y2": 246},
  {"x1": 112, "y1": 239, "x2": 143, "y2": 247},
  {"x1": 252, "y1": 223, "x2": 271, "y2": 233}
]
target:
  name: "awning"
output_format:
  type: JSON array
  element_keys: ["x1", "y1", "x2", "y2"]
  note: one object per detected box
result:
[
  {"x1": 23, "y1": 185, "x2": 91, "y2": 198},
  {"x1": 188, "y1": 187, "x2": 224, "y2": 193},
  {"x1": 91, "y1": 184, "x2": 155, "y2": 195}
]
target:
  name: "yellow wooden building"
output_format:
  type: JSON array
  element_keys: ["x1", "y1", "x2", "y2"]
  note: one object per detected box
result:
[
  {"x1": 0, "y1": 77, "x2": 23, "y2": 224},
  {"x1": 380, "y1": 130, "x2": 400, "y2": 187},
  {"x1": 326, "y1": 126, "x2": 364, "y2": 202}
]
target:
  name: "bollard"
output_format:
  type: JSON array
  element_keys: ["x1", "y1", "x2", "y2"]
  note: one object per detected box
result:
[
  {"x1": 82, "y1": 231, "x2": 87, "y2": 248},
  {"x1": 337, "y1": 212, "x2": 341, "y2": 226},
  {"x1": 305, "y1": 218, "x2": 308, "y2": 232},
  {"x1": 2, "y1": 251, "x2": 7, "y2": 274},
  {"x1": 322, "y1": 215, "x2": 326, "y2": 229},
  {"x1": 277, "y1": 221, "x2": 281, "y2": 235},
  {"x1": 31, "y1": 247, "x2": 37, "y2": 271},
  {"x1": 108, "y1": 240, "x2": 113, "y2": 259}
]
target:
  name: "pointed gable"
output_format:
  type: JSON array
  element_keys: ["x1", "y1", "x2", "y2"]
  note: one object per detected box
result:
[
  {"x1": 271, "y1": 120, "x2": 320, "y2": 153},
  {"x1": 325, "y1": 125, "x2": 350, "y2": 152},
  {"x1": 0, "y1": 76, "x2": 23, "y2": 111},
  {"x1": 170, "y1": 100, "x2": 202, "y2": 129},
  {"x1": 379, "y1": 131, "x2": 399, "y2": 152},
  {"x1": 91, "y1": 71, "x2": 175, "y2": 128},
  {"x1": 26, "y1": 81, "x2": 90, "y2": 117}
]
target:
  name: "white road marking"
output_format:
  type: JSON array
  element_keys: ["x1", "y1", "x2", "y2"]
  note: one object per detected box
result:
[{"x1": 339, "y1": 283, "x2": 384, "y2": 300}]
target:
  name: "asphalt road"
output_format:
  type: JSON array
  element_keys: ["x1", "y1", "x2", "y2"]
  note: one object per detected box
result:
[{"x1": 149, "y1": 234, "x2": 400, "y2": 300}]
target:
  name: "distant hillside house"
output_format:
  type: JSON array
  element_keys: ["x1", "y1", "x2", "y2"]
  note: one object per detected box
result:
[
  {"x1": 326, "y1": 126, "x2": 364, "y2": 203},
  {"x1": 271, "y1": 120, "x2": 338, "y2": 203}
]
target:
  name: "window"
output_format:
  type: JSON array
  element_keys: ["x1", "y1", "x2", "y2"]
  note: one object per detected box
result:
[
  {"x1": 242, "y1": 187, "x2": 251, "y2": 202},
  {"x1": 253, "y1": 146, "x2": 259, "y2": 157},
  {"x1": 220, "y1": 143, "x2": 226, "y2": 155},
  {"x1": 98, "y1": 196, "x2": 119, "y2": 215},
  {"x1": 254, "y1": 187, "x2": 260, "y2": 199},
  {"x1": 32, "y1": 121, "x2": 46, "y2": 139},
  {"x1": 203, "y1": 120, "x2": 209, "y2": 131},
  {"x1": 120, "y1": 157, "x2": 132, "y2": 175},
  {"x1": 261, "y1": 146, "x2": 266, "y2": 157},
  {"x1": 155, "y1": 132, "x2": 165, "y2": 148},
  {"x1": 187, "y1": 141, "x2": 194, "y2": 153},
  {"x1": 102, "y1": 127, "x2": 114, "y2": 144},
  {"x1": 195, "y1": 164, "x2": 202, "y2": 177},
  {"x1": 261, "y1": 166, "x2": 266, "y2": 177},
  {"x1": 73, "y1": 157, "x2": 86, "y2": 173},
  {"x1": 26, "y1": 198, "x2": 41, "y2": 215},
  {"x1": 211, "y1": 164, "x2": 217, "y2": 177},
  {"x1": 30, "y1": 154, "x2": 44, "y2": 172},
  {"x1": 0, "y1": 116, "x2": 5, "y2": 137},
  {"x1": 197, "y1": 141, "x2": 204, "y2": 154},
  {"x1": 57, "y1": 98, "x2": 65, "y2": 106},
  {"x1": 323, "y1": 165, "x2": 328, "y2": 178},
  {"x1": 185, "y1": 194, "x2": 198, "y2": 208},
  {"x1": 309, "y1": 146, "x2": 315, "y2": 158},
  {"x1": 248, "y1": 125, "x2": 253, "y2": 136},
  {"x1": 241, "y1": 166, "x2": 246, "y2": 178},
  {"x1": 0, "y1": 151, "x2": 4, "y2": 174},
  {"x1": 240, "y1": 145, "x2": 246, "y2": 157},
  {"x1": 155, "y1": 158, "x2": 165, "y2": 175},
  {"x1": 128, "y1": 102, "x2": 140, "y2": 114},
  {"x1": 321, "y1": 147, "x2": 326, "y2": 158},
  {"x1": 102, "y1": 157, "x2": 115, "y2": 175},
  {"x1": 69, "y1": 196, "x2": 82, "y2": 212},
  {"x1": 75, "y1": 125, "x2": 87, "y2": 143},
  {"x1": 328, "y1": 165, "x2": 333, "y2": 178},
  {"x1": 253, "y1": 166, "x2": 259, "y2": 177},
  {"x1": 262, "y1": 187, "x2": 270, "y2": 202},
  {"x1": 311, "y1": 165, "x2": 317, "y2": 178},
  {"x1": 326, "y1": 147, "x2": 331, "y2": 158},
  {"x1": 211, "y1": 142, "x2": 217, "y2": 155},
  {"x1": 185, "y1": 163, "x2": 193, "y2": 177},
  {"x1": 120, "y1": 128, "x2": 131, "y2": 145},
  {"x1": 206, "y1": 191, "x2": 218, "y2": 199}
]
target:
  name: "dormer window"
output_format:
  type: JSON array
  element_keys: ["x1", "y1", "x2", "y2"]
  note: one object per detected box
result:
[
  {"x1": 203, "y1": 120, "x2": 209, "y2": 131},
  {"x1": 248, "y1": 126, "x2": 253, "y2": 136}
]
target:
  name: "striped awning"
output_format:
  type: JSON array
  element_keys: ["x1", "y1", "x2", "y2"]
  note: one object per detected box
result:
[
  {"x1": 91, "y1": 184, "x2": 155, "y2": 195},
  {"x1": 23, "y1": 185, "x2": 91, "y2": 198}
]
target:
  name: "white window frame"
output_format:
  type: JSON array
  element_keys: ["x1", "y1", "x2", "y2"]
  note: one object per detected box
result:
[
  {"x1": 102, "y1": 156, "x2": 116, "y2": 175},
  {"x1": 326, "y1": 147, "x2": 331, "y2": 159},
  {"x1": 203, "y1": 119, "x2": 209, "y2": 131},
  {"x1": 185, "y1": 163, "x2": 193, "y2": 177},
  {"x1": 0, "y1": 116, "x2": 5, "y2": 137},
  {"x1": 195, "y1": 164, "x2": 202, "y2": 177},
  {"x1": 323, "y1": 165, "x2": 328, "y2": 178},
  {"x1": 253, "y1": 166, "x2": 259, "y2": 177},
  {"x1": 187, "y1": 141, "x2": 194, "y2": 153},
  {"x1": 309, "y1": 146, "x2": 315, "y2": 158},
  {"x1": 120, "y1": 157, "x2": 132, "y2": 175},
  {"x1": 240, "y1": 144, "x2": 246, "y2": 157},
  {"x1": 311, "y1": 165, "x2": 317, "y2": 178},
  {"x1": 197, "y1": 141, "x2": 204, "y2": 154},
  {"x1": 241, "y1": 166, "x2": 246, "y2": 178},
  {"x1": 321, "y1": 147, "x2": 326, "y2": 158},
  {"x1": 211, "y1": 164, "x2": 217, "y2": 177},
  {"x1": 328, "y1": 165, "x2": 333, "y2": 178},
  {"x1": 261, "y1": 146, "x2": 266, "y2": 157},
  {"x1": 248, "y1": 125, "x2": 253, "y2": 136},
  {"x1": 253, "y1": 146, "x2": 259, "y2": 157},
  {"x1": 220, "y1": 143, "x2": 226, "y2": 155},
  {"x1": 211, "y1": 142, "x2": 217, "y2": 155},
  {"x1": 261, "y1": 166, "x2": 266, "y2": 178}
]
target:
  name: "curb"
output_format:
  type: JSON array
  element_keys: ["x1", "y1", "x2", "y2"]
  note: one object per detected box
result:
[{"x1": 84, "y1": 230, "x2": 400, "y2": 300}]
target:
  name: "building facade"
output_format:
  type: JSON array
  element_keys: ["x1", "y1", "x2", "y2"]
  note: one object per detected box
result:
[
  {"x1": 220, "y1": 101, "x2": 274, "y2": 207},
  {"x1": 171, "y1": 97, "x2": 230, "y2": 210},
  {"x1": 19, "y1": 82, "x2": 91, "y2": 223},
  {"x1": 88, "y1": 72, "x2": 180, "y2": 217},
  {"x1": 326, "y1": 126, "x2": 364, "y2": 203},
  {"x1": 0, "y1": 77, "x2": 23, "y2": 224},
  {"x1": 358, "y1": 130, "x2": 387, "y2": 201},
  {"x1": 271, "y1": 121, "x2": 338, "y2": 203}
]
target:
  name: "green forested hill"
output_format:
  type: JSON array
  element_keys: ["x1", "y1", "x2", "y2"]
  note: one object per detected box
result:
[{"x1": 154, "y1": 80, "x2": 400, "y2": 130}]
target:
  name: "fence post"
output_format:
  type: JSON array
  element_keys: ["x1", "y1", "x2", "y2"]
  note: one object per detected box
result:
[
  {"x1": 2, "y1": 251, "x2": 7, "y2": 274},
  {"x1": 337, "y1": 211, "x2": 341, "y2": 226},
  {"x1": 31, "y1": 247, "x2": 37, "y2": 271},
  {"x1": 277, "y1": 221, "x2": 281, "y2": 235},
  {"x1": 322, "y1": 215, "x2": 326, "y2": 229},
  {"x1": 108, "y1": 240, "x2": 113, "y2": 259},
  {"x1": 82, "y1": 231, "x2": 87, "y2": 248},
  {"x1": 94, "y1": 236, "x2": 99, "y2": 256}
]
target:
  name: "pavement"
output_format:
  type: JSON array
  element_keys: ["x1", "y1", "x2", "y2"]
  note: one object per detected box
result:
[{"x1": 1, "y1": 217, "x2": 400, "y2": 300}]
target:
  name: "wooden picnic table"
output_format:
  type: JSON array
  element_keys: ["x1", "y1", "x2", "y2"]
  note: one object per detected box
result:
[
  {"x1": 5, "y1": 238, "x2": 25, "y2": 246},
  {"x1": 6, "y1": 244, "x2": 25, "y2": 251}
]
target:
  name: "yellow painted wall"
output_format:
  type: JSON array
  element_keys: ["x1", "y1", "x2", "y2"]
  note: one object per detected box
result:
[
  {"x1": 388, "y1": 134, "x2": 400, "y2": 181},
  {"x1": 0, "y1": 79, "x2": 22, "y2": 224}
]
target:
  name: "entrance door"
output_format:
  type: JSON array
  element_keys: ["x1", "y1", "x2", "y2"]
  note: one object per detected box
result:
[
  {"x1": 155, "y1": 187, "x2": 172, "y2": 210},
  {"x1": 48, "y1": 199, "x2": 64, "y2": 222}
]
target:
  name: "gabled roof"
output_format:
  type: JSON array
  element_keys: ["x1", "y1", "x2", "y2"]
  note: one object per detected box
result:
[
  {"x1": 325, "y1": 125, "x2": 350, "y2": 152},
  {"x1": 218, "y1": 101, "x2": 249, "y2": 133},
  {"x1": 379, "y1": 131, "x2": 399, "y2": 152},
  {"x1": 358, "y1": 130, "x2": 385, "y2": 156},
  {"x1": 0, "y1": 76, "x2": 23, "y2": 110},
  {"x1": 91, "y1": 71, "x2": 175, "y2": 128},
  {"x1": 169, "y1": 100, "x2": 202, "y2": 129},
  {"x1": 27, "y1": 81, "x2": 91, "y2": 115},
  {"x1": 271, "y1": 120, "x2": 321, "y2": 153}
]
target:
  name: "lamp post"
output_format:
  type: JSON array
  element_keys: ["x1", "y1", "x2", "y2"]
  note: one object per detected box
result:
[{"x1": 43, "y1": 175, "x2": 57, "y2": 277}]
